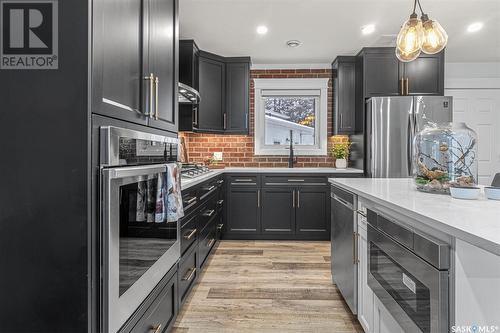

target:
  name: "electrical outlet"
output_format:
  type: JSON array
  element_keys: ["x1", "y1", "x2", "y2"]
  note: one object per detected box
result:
[{"x1": 213, "y1": 152, "x2": 223, "y2": 161}]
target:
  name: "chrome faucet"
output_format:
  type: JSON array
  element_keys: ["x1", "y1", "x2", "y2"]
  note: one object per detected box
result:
[{"x1": 288, "y1": 130, "x2": 297, "y2": 168}]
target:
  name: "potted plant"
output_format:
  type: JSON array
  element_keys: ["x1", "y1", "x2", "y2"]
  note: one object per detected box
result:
[{"x1": 331, "y1": 142, "x2": 352, "y2": 169}]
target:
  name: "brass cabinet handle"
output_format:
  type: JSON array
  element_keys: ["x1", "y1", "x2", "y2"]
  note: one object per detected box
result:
[
  {"x1": 154, "y1": 76, "x2": 159, "y2": 120},
  {"x1": 297, "y1": 190, "x2": 300, "y2": 208},
  {"x1": 292, "y1": 190, "x2": 295, "y2": 208},
  {"x1": 182, "y1": 267, "x2": 196, "y2": 281},
  {"x1": 401, "y1": 78, "x2": 404, "y2": 95},
  {"x1": 144, "y1": 73, "x2": 154, "y2": 117},
  {"x1": 203, "y1": 209, "x2": 215, "y2": 217},
  {"x1": 151, "y1": 324, "x2": 162, "y2": 333},
  {"x1": 405, "y1": 78, "x2": 409, "y2": 96},
  {"x1": 207, "y1": 238, "x2": 215, "y2": 247},
  {"x1": 183, "y1": 228, "x2": 197, "y2": 240}
]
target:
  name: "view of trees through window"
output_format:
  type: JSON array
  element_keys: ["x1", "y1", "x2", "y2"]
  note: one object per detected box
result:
[{"x1": 264, "y1": 96, "x2": 316, "y2": 146}]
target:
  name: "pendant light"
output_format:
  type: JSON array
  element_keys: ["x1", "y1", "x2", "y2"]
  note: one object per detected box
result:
[
  {"x1": 396, "y1": 0, "x2": 448, "y2": 61},
  {"x1": 420, "y1": 14, "x2": 448, "y2": 54}
]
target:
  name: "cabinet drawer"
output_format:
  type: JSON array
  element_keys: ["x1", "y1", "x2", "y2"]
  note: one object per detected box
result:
[
  {"x1": 198, "y1": 198, "x2": 218, "y2": 232},
  {"x1": 180, "y1": 213, "x2": 198, "y2": 256},
  {"x1": 199, "y1": 182, "x2": 219, "y2": 201},
  {"x1": 199, "y1": 226, "x2": 216, "y2": 268},
  {"x1": 228, "y1": 175, "x2": 260, "y2": 186},
  {"x1": 182, "y1": 189, "x2": 198, "y2": 216},
  {"x1": 263, "y1": 175, "x2": 328, "y2": 186},
  {"x1": 131, "y1": 271, "x2": 177, "y2": 333},
  {"x1": 178, "y1": 246, "x2": 198, "y2": 304}
]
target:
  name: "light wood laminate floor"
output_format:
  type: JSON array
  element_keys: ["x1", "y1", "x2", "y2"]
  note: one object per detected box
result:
[{"x1": 172, "y1": 241, "x2": 363, "y2": 333}]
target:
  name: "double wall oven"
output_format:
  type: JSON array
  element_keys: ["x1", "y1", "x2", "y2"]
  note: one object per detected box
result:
[
  {"x1": 100, "y1": 126, "x2": 180, "y2": 332},
  {"x1": 367, "y1": 209, "x2": 449, "y2": 333}
]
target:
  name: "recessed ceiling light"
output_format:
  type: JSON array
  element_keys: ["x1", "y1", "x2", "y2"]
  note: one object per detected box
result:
[
  {"x1": 467, "y1": 22, "x2": 483, "y2": 33},
  {"x1": 286, "y1": 40, "x2": 302, "y2": 48},
  {"x1": 362, "y1": 24, "x2": 376, "y2": 35},
  {"x1": 256, "y1": 25, "x2": 268, "y2": 35}
]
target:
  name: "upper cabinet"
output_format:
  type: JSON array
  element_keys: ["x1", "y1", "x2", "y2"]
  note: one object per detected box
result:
[
  {"x1": 332, "y1": 56, "x2": 356, "y2": 135},
  {"x1": 357, "y1": 47, "x2": 444, "y2": 98},
  {"x1": 92, "y1": 0, "x2": 178, "y2": 132},
  {"x1": 198, "y1": 52, "x2": 226, "y2": 132},
  {"x1": 179, "y1": 41, "x2": 250, "y2": 134}
]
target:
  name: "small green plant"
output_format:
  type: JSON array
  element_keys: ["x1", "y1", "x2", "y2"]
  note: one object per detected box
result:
[{"x1": 331, "y1": 142, "x2": 352, "y2": 159}]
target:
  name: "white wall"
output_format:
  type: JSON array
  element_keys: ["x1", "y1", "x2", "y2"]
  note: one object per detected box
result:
[{"x1": 445, "y1": 62, "x2": 500, "y2": 185}]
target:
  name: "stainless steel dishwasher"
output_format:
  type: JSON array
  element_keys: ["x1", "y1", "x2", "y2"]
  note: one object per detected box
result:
[{"x1": 331, "y1": 184, "x2": 358, "y2": 315}]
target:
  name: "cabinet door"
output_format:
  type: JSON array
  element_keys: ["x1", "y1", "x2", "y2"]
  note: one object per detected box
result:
[
  {"x1": 295, "y1": 186, "x2": 329, "y2": 237},
  {"x1": 364, "y1": 52, "x2": 401, "y2": 97},
  {"x1": 92, "y1": 0, "x2": 149, "y2": 125},
  {"x1": 261, "y1": 187, "x2": 295, "y2": 234},
  {"x1": 198, "y1": 56, "x2": 225, "y2": 131},
  {"x1": 357, "y1": 221, "x2": 374, "y2": 332},
  {"x1": 147, "y1": 0, "x2": 178, "y2": 132},
  {"x1": 335, "y1": 60, "x2": 356, "y2": 134},
  {"x1": 225, "y1": 62, "x2": 249, "y2": 133},
  {"x1": 227, "y1": 187, "x2": 260, "y2": 233},
  {"x1": 403, "y1": 52, "x2": 444, "y2": 96}
]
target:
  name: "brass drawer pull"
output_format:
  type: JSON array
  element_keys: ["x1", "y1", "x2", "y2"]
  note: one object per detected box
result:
[
  {"x1": 207, "y1": 238, "x2": 215, "y2": 247},
  {"x1": 144, "y1": 73, "x2": 154, "y2": 117},
  {"x1": 151, "y1": 324, "x2": 162, "y2": 333},
  {"x1": 183, "y1": 229, "x2": 197, "y2": 240},
  {"x1": 182, "y1": 267, "x2": 197, "y2": 282},
  {"x1": 202, "y1": 209, "x2": 215, "y2": 217},
  {"x1": 183, "y1": 197, "x2": 197, "y2": 205}
]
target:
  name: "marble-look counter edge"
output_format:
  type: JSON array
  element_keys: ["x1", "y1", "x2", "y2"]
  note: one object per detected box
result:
[
  {"x1": 329, "y1": 178, "x2": 500, "y2": 256},
  {"x1": 181, "y1": 167, "x2": 363, "y2": 190}
]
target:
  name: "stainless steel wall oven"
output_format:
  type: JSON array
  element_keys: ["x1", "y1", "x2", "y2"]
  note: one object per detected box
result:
[
  {"x1": 367, "y1": 209, "x2": 449, "y2": 333},
  {"x1": 100, "y1": 126, "x2": 180, "y2": 332}
]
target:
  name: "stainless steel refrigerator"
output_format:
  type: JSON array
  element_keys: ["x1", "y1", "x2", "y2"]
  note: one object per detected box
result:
[{"x1": 366, "y1": 96, "x2": 453, "y2": 178}]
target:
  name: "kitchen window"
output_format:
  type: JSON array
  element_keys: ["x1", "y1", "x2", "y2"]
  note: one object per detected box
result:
[{"x1": 254, "y1": 78, "x2": 329, "y2": 155}]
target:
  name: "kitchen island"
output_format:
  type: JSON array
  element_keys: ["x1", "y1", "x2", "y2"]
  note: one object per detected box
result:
[{"x1": 330, "y1": 178, "x2": 500, "y2": 332}]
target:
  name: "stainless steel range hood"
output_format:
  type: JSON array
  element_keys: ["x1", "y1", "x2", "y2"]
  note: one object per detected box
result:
[{"x1": 178, "y1": 82, "x2": 200, "y2": 104}]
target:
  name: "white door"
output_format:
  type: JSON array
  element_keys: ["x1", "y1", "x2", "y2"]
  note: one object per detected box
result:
[{"x1": 445, "y1": 89, "x2": 500, "y2": 185}]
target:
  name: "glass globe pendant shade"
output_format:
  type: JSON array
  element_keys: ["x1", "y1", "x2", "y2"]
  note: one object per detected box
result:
[
  {"x1": 396, "y1": 44, "x2": 421, "y2": 62},
  {"x1": 396, "y1": 13, "x2": 424, "y2": 57},
  {"x1": 421, "y1": 15, "x2": 448, "y2": 54}
]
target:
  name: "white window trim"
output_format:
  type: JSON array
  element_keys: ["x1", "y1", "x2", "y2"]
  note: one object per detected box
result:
[{"x1": 254, "y1": 78, "x2": 329, "y2": 156}]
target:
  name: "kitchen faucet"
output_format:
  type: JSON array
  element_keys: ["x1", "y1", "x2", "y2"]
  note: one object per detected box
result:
[{"x1": 288, "y1": 130, "x2": 297, "y2": 168}]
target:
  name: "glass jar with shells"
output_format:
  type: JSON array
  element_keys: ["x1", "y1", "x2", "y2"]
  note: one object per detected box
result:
[{"x1": 413, "y1": 122, "x2": 478, "y2": 194}]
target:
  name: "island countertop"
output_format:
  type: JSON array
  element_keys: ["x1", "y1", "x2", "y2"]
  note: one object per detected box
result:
[{"x1": 329, "y1": 178, "x2": 500, "y2": 256}]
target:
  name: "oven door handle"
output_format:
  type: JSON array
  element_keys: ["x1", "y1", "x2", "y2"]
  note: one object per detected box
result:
[{"x1": 102, "y1": 164, "x2": 168, "y2": 180}]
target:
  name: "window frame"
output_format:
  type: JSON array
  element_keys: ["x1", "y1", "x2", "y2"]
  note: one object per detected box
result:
[{"x1": 254, "y1": 78, "x2": 329, "y2": 156}]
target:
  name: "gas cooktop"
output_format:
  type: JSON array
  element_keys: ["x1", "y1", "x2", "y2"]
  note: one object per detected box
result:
[{"x1": 180, "y1": 163, "x2": 213, "y2": 179}]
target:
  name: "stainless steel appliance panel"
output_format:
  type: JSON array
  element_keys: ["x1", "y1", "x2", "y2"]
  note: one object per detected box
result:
[
  {"x1": 367, "y1": 97, "x2": 414, "y2": 178},
  {"x1": 331, "y1": 186, "x2": 357, "y2": 314},
  {"x1": 413, "y1": 96, "x2": 453, "y2": 134}
]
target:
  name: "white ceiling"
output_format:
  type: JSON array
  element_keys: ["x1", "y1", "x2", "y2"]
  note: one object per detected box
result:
[{"x1": 179, "y1": 0, "x2": 500, "y2": 64}]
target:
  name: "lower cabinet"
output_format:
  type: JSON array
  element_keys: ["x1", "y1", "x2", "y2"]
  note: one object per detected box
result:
[
  {"x1": 295, "y1": 186, "x2": 329, "y2": 237},
  {"x1": 261, "y1": 187, "x2": 295, "y2": 234},
  {"x1": 373, "y1": 296, "x2": 405, "y2": 333},
  {"x1": 226, "y1": 186, "x2": 260, "y2": 234},
  {"x1": 178, "y1": 245, "x2": 198, "y2": 305}
]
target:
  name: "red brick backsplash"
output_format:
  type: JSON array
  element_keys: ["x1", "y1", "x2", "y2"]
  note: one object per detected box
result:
[{"x1": 180, "y1": 68, "x2": 349, "y2": 168}]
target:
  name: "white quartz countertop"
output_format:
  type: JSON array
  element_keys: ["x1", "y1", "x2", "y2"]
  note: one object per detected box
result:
[
  {"x1": 329, "y1": 178, "x2": 500, "y2": 255},
  {"x1": 181, "y1": 167, "x2": 363, "y2": 190}
]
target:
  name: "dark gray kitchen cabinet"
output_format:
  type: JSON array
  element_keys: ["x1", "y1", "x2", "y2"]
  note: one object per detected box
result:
[
  {"x1": 402, "y1": 52, "x2": 444, "y2": 96},
  {"x1": 225, "y1": 59, "x2": 250, "y2": 134},
  {"x1": 332, "y1": 56, "x2": 356, "y2": 135},
  {"x1": 261, "y1": 187, "x2": 295, "y2": 234},
  {"x1": 92, "y1": 0, "x2": 178, "y2": 132},
  {"x1": 295, "y1": 186, "x2": 330, "y2": 236},
  {"x1": 197, "y1": 52, "x2": 225, "y2": 132},
  {"x1": 359, "y1": 48, "x2": 402, "y2": 97},
  {"x1": 147, "y1": 0, "x2": 178, "y2": 132},
  {"x1": 226, "y1": 184, "x2": 260, "y2": 234}
]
